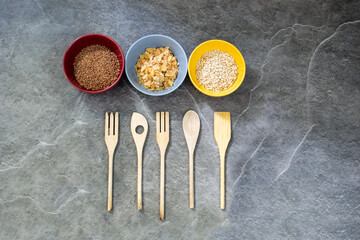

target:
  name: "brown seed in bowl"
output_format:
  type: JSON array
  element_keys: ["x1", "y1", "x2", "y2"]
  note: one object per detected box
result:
[{"x1": 73, "y1": 45, "x2": 120, "y2": 91}]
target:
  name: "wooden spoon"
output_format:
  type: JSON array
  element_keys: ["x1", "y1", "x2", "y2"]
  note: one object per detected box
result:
[
  {"x1": 183, "y1": 110, "x2": 200, "y2": 208},
  {"x1": 214, "y1": 112, "x2": 231, "y2": 210},
  {"x1": 131, "y1": 112, "x2": 148, "y2": 210}
]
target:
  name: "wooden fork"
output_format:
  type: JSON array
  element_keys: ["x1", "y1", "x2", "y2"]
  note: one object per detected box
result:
[
  {"x1": 156, "y1": 112, "x2": 169, "y2": 220},
  {"x1": 105, "y1": 112, "x2": 119, "y2": 211}
]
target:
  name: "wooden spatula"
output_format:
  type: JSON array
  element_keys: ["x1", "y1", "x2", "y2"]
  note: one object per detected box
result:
[
  {"x1": 183, "y1": 110, "x2": 200, "y2": 209},
  {"x1": 214, "y1": 112, "x2": 231, "y2": 210},
  {"x1": 131, "y1": 112, "x2": 148, "y2": 210}
]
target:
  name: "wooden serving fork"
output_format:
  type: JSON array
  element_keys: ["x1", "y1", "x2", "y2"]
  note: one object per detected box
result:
[
  {"x1": 156, "y1": 112, "x2": 169, "y2": 220},
  {"x1": 105, "y1": 112, "x2": 119, "y2": 211}
]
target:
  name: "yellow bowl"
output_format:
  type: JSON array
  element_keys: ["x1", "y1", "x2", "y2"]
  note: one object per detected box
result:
[{"x1": 188, "y1": 40, "x2": 246, "y2": 97}]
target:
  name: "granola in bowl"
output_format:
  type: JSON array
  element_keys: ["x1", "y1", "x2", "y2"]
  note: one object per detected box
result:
[{"x1": 135, "y1": 47, "x2": 179, "y2": 91}]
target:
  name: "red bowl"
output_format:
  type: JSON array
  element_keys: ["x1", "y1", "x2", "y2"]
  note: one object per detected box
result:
[{"x1": 63, "y1": 34, "x2": 125, "y2": 93}]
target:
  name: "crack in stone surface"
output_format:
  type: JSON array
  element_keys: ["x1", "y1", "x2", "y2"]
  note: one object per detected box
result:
[
  {"x1": 270, "y1": 23, "x2": 325, "y2": 42},
  {"x1": 305, "y1": 20, "x2": 360, "y2": 121},
  {"x1": 0, "y1": 120, "x2": 88, "y2": 171},
  {"x1": 233, "y1": 133, "x2": 269, "y2": 186},
  {"x1": 274, "y1": 124, "x2": 316, "y2": 182},
  {"x1": 233, "y1": 38, "x2": 290, "y2": 128},
  {"x1": 124, "y1": 81, "x2": 155, "y2": 122},
  {"x1": 1, "y1": 174, "x2": 90, "y2": 215},
  {"x1": 1, "y1": 188, "x2": 90, "y2": 215}
]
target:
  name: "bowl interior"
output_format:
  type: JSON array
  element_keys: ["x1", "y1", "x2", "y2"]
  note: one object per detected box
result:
[
  {"x1": 188, "y1": 40, "x2": 246, "y2": 97},
  {"x1": 63, "y1": 34, "x2": 124, "y2": 93},
  {"x1": 125, "y1": 35, "x2": 187, "y2": 96}
]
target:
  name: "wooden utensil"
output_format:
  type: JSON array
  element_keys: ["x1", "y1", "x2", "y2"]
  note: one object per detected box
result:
[
  {"x1": 105, "y1": 112, "x2": 119, "y2": 211},
  {"x1": 183, "y1": 110, "x2": 200, "y2": 209},
  {"x1": 131, "y1": 112, "x2": 148, "y2": 210},
  {"x1": 156, "y1": 112, "x2": 169, "y2": 220},
  {"x1": 214, "y1": 112, "x2": 231, "y2": 210}
]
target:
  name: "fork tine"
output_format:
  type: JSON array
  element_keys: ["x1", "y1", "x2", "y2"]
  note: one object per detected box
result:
[
  {"x1": 165, "y1": 112, "x2": 169, "y2": 133},
  {"x1": 105, "y1": 112, "x2": 109, "y2": 136},
  {"x1": 110, "y1": 112, "x2": 114, "y2": 135},
  {"x1": 156, "y1": 112, "x2": 160, "y2": 133},
  {"x1": 161, "y1": 112, "x2": 165, "y2": 133},
  {"x1": 114, "y1": 112, "x2": 119, "y2": 136}
]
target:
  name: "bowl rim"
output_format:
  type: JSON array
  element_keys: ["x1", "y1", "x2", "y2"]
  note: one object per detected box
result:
[
  {"x1": 188, "y1": 39, "x2": 246, "y2": 97},
  {"x1": 63, "y1": 33, "x2": 125, "y2": 94},
  {"x1": 125, "y1": 34, "x2": 188, "y2": 96}
]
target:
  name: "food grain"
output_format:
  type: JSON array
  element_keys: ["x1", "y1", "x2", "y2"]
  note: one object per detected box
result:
[
  {"x1": 73, "y1": 45, "x2": 120, "y2": 91},
  {"x1": 196, "y1": 49, "x2": 238, "y2": 92},
  {"x1": 135, "y1": 47, "x2": 179, "y2": 91}
]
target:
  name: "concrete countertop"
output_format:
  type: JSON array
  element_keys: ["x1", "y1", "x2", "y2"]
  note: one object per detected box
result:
[{"x1": 1, "y1": 0, "x2": 359, "y2": 239}]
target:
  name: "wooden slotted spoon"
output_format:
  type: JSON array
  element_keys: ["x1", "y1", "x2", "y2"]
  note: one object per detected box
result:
[
  {"x1": 183, "y1": 110, "x2": 200, "y2": 209},
  {"x1": 131, "y1": 112, "x2": 148, "y2": 210}
]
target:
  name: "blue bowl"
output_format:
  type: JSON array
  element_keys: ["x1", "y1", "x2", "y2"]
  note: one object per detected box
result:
[{"x1": 125, "y1": 34, "x2": 187, "y2": 96}]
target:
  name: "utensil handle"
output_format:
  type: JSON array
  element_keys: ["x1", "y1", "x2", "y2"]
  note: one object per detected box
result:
[
  {"x1": 189, "y1": 152, "x2": 194, "y2": 208},
  {"x1": 220, "y1": 152, "x2": 225, "y2": 210},
  {"x1": 160, "y1": 151, "x2": 165, "y2": 220},
  {"x1": 137, "y1": 148, "x2": 143, "y2": 210},
  {"x1": 108, "y1": 150, "x2": 114, "y2": 211}
]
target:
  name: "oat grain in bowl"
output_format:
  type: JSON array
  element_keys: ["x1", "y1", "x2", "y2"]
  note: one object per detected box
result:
[
  {"x1": 73, "y1": 45, "x2": 120, "y2": 91},
  {"x1": 135, "y1": 47, "x2": 179, "y2": 91},
  {"x1": 196, "y1": 49, "x2": 238, "y2": 92}
]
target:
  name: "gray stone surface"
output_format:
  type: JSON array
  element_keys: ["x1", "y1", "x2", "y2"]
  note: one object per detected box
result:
[{"x1": 0, "y1": 0, "x2": 359, "y2": 239}]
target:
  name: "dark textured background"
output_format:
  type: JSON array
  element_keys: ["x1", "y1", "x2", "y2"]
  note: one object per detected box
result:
[{"x1": 1, "y1": 0, "x2": 359, "y2": 239}]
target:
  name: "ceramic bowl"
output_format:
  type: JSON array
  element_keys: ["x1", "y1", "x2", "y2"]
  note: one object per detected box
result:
[
  {"x1": 63, "y1": 33, "x2": 125, "y2": 93},
  {"x1": 125, "y1": 34, "x2": 187, "y2": 96},
  {"x1": 188, "y1": 39, "x2": 246, "y2": 97}
]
